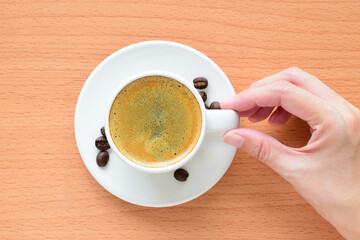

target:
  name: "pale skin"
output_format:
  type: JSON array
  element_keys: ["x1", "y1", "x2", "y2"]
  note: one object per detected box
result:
[{"x1": 221, "y1": 67, "x2": 360, "y2": 240}]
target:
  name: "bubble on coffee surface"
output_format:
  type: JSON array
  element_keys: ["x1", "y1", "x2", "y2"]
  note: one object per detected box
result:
[{"x1": 109, "y1": 75, "x2": 202, "y2": 168}]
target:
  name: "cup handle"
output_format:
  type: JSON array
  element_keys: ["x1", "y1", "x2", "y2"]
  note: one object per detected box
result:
[{"x1": 206, "y1": 110, "x2": 240, "y2": 133}]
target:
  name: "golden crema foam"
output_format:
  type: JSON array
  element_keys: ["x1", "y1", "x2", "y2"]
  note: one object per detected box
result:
[{"x1": 109, "y1": 75, "x2": 202, "y2": 168}]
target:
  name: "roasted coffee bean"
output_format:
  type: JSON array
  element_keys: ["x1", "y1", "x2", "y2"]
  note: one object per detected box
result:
[
  {"x1": 193, "y1": 77, "x2": 208, "y2": 89},
  {"x1": 199, "y1": 91, "x2": 207, "y2": 102},
  {"x1": 96, "y1": 151, "x2": 109, "y2": 167},
  {"x1": 205, "y1": 103, "x2": 210, "y2": 109},
  {"x1": 100, "y1": 126, "x2": 106, "y2": 137},
  {"x1": 95, "y1": 136, "x2": 110, "y2": 150},
  {"x1": 174, "y1": 168, "x2": 189, "y2": 182},
  {"x1": 210, "y1": 101, "x2": 221, "y2": 109}
]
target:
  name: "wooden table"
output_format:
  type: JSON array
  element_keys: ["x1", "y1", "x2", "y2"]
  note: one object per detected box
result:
[{"x1": 1, "y1": 1, "x2": 359, "y2": 239}]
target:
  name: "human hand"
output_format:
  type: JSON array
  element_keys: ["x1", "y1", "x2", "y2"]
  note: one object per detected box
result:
[{"x1": 221, "y1": 67, "x2": 360, "y2": 239}]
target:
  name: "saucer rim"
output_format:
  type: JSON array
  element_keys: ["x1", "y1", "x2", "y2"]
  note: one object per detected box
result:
[{"x1": 74, "y1": 40, "x2": 237, "y2": 207}]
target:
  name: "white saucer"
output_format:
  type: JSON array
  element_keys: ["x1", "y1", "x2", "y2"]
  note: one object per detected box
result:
[{"x1": 74, "y1": 41, "x2": 238, "y2": 207}]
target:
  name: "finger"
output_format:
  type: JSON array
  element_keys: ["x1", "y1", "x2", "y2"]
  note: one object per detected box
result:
[
  {"x1": 237, "y1": 107, "x2": 259, "y2": 117},
  {"x1": 250, "y1": 67, "x2": 341, "y2": 103},
  {"x1": 268, "y1": 107, "x2": 292, "y2": 126},
  {"x1": 221, "y1": 81, "x2": 333, "y2": 129},
  {"x1": 223, "y1": 128, "x2": 296, "y2": 176},
  {"x1": 248, "y1": 107, "x2": 274, "y2": 122}
]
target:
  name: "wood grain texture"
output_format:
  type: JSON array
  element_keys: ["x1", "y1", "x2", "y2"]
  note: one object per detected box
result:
[{"x1": 1, "y1": 0, "x2": 359, "y2": 239}]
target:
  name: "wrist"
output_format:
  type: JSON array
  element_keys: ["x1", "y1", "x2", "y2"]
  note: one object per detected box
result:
[
  {"x1": 332, "y1": 198, "x2": 360, "y2": 240},
  {"x1": 337, "y1": 227, "x2": 360, "y2": 240}
]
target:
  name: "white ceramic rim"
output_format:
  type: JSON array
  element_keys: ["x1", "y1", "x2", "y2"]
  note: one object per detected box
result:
[{"x1": 104, "y1": 70, "x2": 207, "y2": 174}]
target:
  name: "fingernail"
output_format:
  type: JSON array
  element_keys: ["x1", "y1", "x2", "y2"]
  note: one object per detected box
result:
[
  {"x1": 220, "y1": 96, "x2": 236, "y2": 109},
  {"x1": 219, "y1": 102, "x2": 224, "y2": 109},
  {"x1": 223, "y1": 132, "x2": 245, "y2": 148}
]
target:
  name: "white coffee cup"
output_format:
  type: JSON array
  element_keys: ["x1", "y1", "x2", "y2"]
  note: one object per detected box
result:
[{"x1": 104, "y1": 70, "x2": 239, "y2": 173}]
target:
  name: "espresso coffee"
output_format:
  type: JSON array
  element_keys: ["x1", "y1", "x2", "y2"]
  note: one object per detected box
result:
[{"x1": 109, "y1": 76, "x2": 202, "y2": 168}]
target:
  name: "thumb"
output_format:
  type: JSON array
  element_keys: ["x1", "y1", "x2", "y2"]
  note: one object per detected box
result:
[{"x1": 224, "y1": 128, "x2": 295, "y2": 175}]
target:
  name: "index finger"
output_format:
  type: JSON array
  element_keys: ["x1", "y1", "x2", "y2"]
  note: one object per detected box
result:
[
  {"x1": 221, "y1": 80, "x2": 334, "y2": 129},
  {"x1": 250, "y1": 67, "x2": 342, "y2": 104}
]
